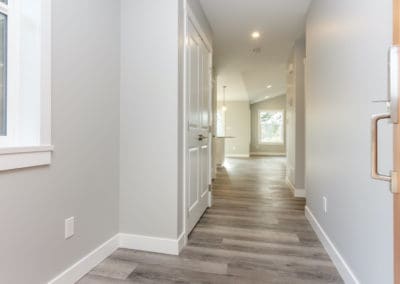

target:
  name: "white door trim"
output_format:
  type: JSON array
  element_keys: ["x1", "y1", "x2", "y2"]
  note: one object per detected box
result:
[{"x1": 182, "y1": 1, "x2": 213, "y2": 246}]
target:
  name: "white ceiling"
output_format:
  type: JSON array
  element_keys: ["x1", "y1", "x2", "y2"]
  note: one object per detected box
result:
[{"x1": 199, "y1": 0, "x2": 311, "y2": 103}]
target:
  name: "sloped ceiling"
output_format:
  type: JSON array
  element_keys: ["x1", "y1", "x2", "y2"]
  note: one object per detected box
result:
[{"x1": 199, "y1": 0, "x2": 311, "y2": 102}]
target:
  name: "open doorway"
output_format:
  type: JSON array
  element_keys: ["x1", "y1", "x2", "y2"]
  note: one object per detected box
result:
[
  {"x1": 181, "y1": 1, "x2": 342, "y2": 283},
  {"x1": 209, "y1": 11, "x2": 307, "y2": 199},
  {"x1": 71, "y1": 0, "x2": 396, "y2": 283}
]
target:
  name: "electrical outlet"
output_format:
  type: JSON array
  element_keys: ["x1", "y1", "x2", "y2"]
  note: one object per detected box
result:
[
  {"x1": 65, "y1": 217, "x2": 74, "y2": 239},
  {"x1": 323, "y1": 197, "x2": 328, "y2": 214}
]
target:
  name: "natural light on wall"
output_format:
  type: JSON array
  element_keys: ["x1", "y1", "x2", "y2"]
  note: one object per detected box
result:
[
  {"x1": 258, "y1": 110, "x2": 284, "y2": 144},
  {"x1": 0, "y1": 0, "x2": 53, "y2": 171},
  {"x1": 216, "y1": 110, "x2": 225, "y2": 137}
]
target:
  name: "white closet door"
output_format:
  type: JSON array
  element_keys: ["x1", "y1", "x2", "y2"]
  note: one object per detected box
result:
[{"x1": 186, "y1": 19, "x2": 211, "y2": 234}]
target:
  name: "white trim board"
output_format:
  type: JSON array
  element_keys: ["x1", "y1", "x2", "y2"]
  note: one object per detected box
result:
[
  {"x1": 48, "y1": 233, "x2": 185, "y2": 284},
  {"x1": 0, "y1": 145, "x2": 54, "y2": 171},
  {"x1": 48, "y1": 235, "x2": 119, "y2": 284},
  {"x1": 250, "y1": 152, "x2": 286, "y2": 156},
  {"x1": 286, "y1": 177, "x2": 306, "y2": 198},
  {"x1": 305, "y1": 206, "x2": 360, "y2": 284},
  {"x1": 120, "y1": 232, "x2": 185, "y2": 256},
  {"x1": 225, "y1": 154, "x2": 250, "y2": 158},
  {"x1": 186, "y1": 6, "x2": 212, "y2": 52}
]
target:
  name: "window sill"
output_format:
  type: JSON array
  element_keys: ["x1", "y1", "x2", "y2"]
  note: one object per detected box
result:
[
  {"x1": 259, "y1": 142, "x2": 284, "y2": 145},
  {"x1": 0, "y1": 145, "x2": 54, "y2": 171}
]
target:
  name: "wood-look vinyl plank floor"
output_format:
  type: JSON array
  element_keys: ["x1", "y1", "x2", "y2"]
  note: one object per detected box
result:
[{"x1": 78, "y1": 157, "x2": 343, "y2": 283}]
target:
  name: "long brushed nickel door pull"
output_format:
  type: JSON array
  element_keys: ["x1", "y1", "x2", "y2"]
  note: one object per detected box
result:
[{"x1": 371, "y1": 113, "x2": 392, "y2": 182}]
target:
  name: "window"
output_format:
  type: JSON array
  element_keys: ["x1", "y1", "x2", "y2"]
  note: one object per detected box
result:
[
  {"x1": 0, "y1": 0, "x2": 53, "y2": 171},
  {"x1": 258, "y1": 110, "x2": 284, "y2": 144}
]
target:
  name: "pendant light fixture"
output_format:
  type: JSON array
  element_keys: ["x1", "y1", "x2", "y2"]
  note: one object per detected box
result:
[{"x1": 222, "y1": 86, "x2": 228, "y2": 112}]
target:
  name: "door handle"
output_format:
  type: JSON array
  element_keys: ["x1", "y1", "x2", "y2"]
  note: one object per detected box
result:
[
  {"x1": 369, "y1": 46, "x2": 400, "y2": 193},
  {"x1": 371, "y1": 114, "x2": 392, "y2": 182},
  {"x1": 198, "y1": 134, "x2": 208, "y2": 141}
]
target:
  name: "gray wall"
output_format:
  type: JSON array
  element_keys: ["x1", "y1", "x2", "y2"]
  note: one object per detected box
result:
[
  {"x1": 306, "y1": 0, "x2": 393, "y2": 283},
  {"x1": 286, "y1": 38, "x2": 306, "y2": 189},
  {"x1": 0, "y1": 1, "x2": 120, "y2": 283},
  {"x1": 250, "y1": 95, "x2": 286, "y2": 155},
  {"x1": 120, "y1": 0, "x2": 180, "y2": 239},
  {"x1": 224, "y1": 101, "x2": 251, "y2": 157}
]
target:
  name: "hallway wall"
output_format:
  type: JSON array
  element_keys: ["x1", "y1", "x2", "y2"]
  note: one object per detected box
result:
[
  {"x1": 120, "y1": 0, "x2": 213, "y2": 242},
  {"x1": 286, "y1": 38, "x2": 306, "y2": 191},
  {"x1": 0, "y1": 1, "x2": 121, "y2": 283},
  {"x1": 306, "y1": 0, "x2": 393, "y2": 283},
  {"x1": 223, "y1": 101, "x2": 251, "y2": 157},
  {"x1": 250, "y1": 95, "x2": 287, "y2": 156},
  {"x1": 120, "y1": 0, "x2": 180, "y2": 239}
]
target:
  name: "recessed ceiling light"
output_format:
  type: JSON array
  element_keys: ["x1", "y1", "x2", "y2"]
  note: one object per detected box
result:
[
  {"x1": 267, "y1": 85, "x2": 272, "y2": 89},
  {"x1": 251, "y1": 31, "x2": 260, "y2": 39}
]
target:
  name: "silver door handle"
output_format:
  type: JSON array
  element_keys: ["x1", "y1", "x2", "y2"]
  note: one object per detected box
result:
[
  {"x1": 198, "y1": 134, "x2": 208, "y2": 141},
  {"x1": 371, "y1": 113, "x2": 392, "y2": 182}
]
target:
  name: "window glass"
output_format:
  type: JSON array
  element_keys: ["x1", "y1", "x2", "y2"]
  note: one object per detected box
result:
[
  {"x1": 0, "y1": 13, "x2": 6, "y2": 136},
  {"x1": 259, "y1": 111, "x2": 284, "y2": 144},
  {"x1": 0, "y1": 1, "x2": 7, "y2": 4}
]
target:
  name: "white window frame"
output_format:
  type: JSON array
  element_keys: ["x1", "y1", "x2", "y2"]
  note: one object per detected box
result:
[
  {"x1": 258, "y1": 109, "x2": 284, "y2": 145},
  {"x1": 0, "y1": 0, "x2": 53, "y2": 171},
  {"x1": 0, "y1": 1, "x2": 10, "y2": 139}
]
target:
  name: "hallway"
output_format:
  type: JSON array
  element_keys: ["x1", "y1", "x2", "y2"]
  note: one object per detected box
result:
[{"x1": 79, "y1": 157, "x2": 342, "y2": 284}]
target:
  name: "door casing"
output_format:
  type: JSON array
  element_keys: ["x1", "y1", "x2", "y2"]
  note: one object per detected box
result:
[
  {"x1": 182, "y1": 2, "x2": 213, "y2": 244},
  {"x1": 393, "y1": 0, "x2": 400, "y2": 282}
]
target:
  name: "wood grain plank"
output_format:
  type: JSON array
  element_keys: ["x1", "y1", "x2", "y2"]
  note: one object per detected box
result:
[{"x1": 78, "y1": 157, "x2": 342, "y2": 283}]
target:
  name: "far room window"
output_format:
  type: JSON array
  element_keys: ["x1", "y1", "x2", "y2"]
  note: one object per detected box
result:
[
  {"x1": 259, "y1": 110, "x2": 284, "y2": 144},
  {"x1": 0, "y1": 0, "x2": 7, "y2": 136}
]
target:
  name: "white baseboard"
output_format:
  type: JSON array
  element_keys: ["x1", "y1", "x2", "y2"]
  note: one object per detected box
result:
[
  {"x1": 48, "y1": 232, "x2": 185, "y2": 284},
  {"x1": 305, "y1": 206, "x2": 360, "y2": 284},
  {"x1": 48, "y1": 234, "x2": 119, "y2": 284},
  {"x1": 286, "y1": 177, "x2": 306, "y2": 198},
  {"x1": 177, "y1": 232, "x2": 186, "y2": 253},
  {"x1": 225, "y1": 154, "x2": 250, "y2": 158},
  {"x1": 119, "y1": 232, "x2": 185, "y2": 255},
  {"x1": 250, "y1": 152, "x2": 286, "y2": 156}
]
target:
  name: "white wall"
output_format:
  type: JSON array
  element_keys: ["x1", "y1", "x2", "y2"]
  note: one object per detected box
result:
[
  {"x1": 0, "y1": 1, "x2": 120, "y2": 283},
  {"x1": 286, "y1": 38, "x2": 306, "y2": 189},
  {"x1": 306, "y1": 0, "x2": 393, "y2": 283},
  {"x1": 223, "y1": 101, "x2": 251, "y2": 157},
  {"x1": 250, "y1": 95, "x2": 287, "y2": 155},
  {"x1": 120, "y1": 0, "x2": 180, "y2": 239},
  {"x1": 0, "y1": 1, "x2": 214, "y2": 282}
]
